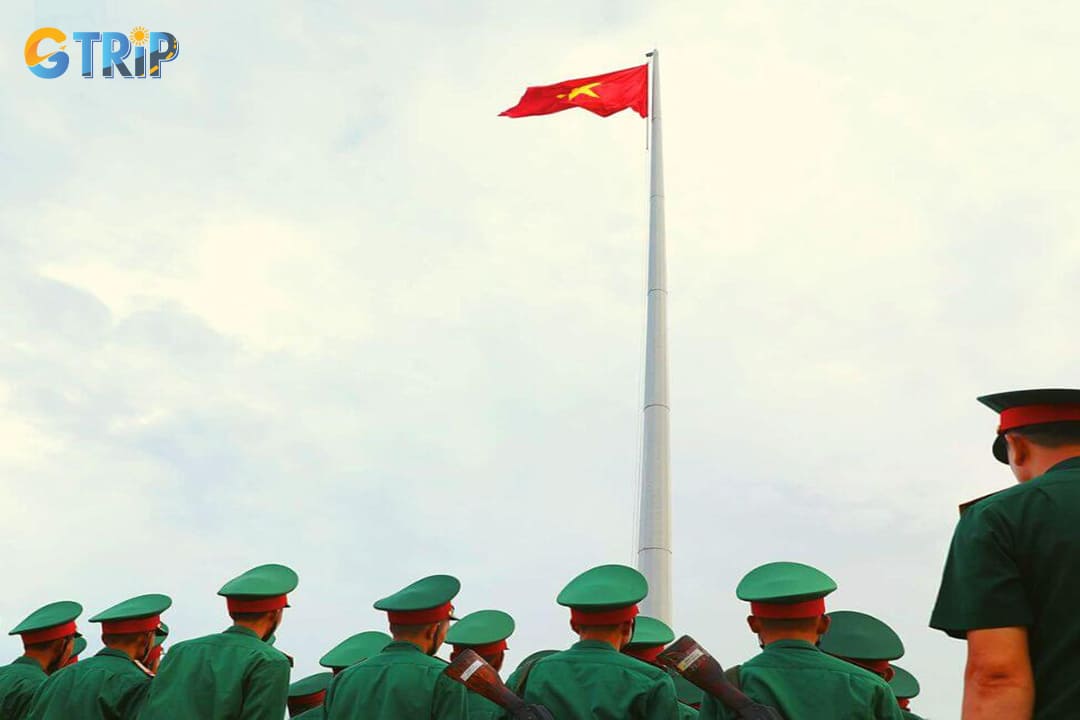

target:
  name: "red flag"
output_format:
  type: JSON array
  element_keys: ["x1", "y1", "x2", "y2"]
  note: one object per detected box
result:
[{"x1": 500, "y1": 64, "x2": 648, "y2": 119}]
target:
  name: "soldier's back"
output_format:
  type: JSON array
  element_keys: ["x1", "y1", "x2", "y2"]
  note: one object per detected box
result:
[
  {"x1": 27, "y1": 649, "x2": 150, "y2": 720},
  {"x1": 139, "y1": 626, "x2": 290, "y2": 720},
  {"x1": 0, "y1": 658, "x2": 48, "y2": 720},
  {"x1": 521, "y1": 640, "x2": 679, "y2": 720}
]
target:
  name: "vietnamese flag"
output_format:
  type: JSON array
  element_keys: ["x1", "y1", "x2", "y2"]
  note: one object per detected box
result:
[{"x1": 500, "y1": 64, "x2": 648, "y2": 119}]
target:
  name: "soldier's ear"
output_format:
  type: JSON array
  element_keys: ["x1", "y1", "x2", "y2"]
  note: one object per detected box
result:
[
  {"x1": 569, "y1": 620, "x2": 581, "y2": 634},
  {"x1": 1005, "y1": 433, "x2": 1028, "y2": 466},
  {"x1": 747, "y1": 616, "x2": 761, "y2": 634},
  {"x1": 816, "y1": 615, "x2": 831, "y2": 636}
]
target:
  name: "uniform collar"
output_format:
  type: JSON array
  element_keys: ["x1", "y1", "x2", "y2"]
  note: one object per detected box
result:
[
  {"x1": 763, "y1": 639, "x2": 821, "y2": 652},
  {"x1": 1045, "y1": 456, "x2": 1080, "y2": 474},
  {"x1": 96, "y1": 648, "x2": 133, "y2": 660},
  {"x1": 383, "y1": 641, "x2": 426, "y2": 654},
  {"x1": 12, "y1": 656, "x2": 47, "y2": 672},
  {"x1": 570, "y1": 639, "x2": 618, "y2": 653},
  {"x1": 224, "y1": 625, "x2": 263, "y2": 640}
]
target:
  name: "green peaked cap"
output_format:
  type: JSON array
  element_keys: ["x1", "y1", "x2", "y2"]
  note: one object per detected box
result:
[
  {"x1": 374, "y1": 574, "x2": 460, "y2": 612},
  {"x1": 218, "y1": 563, "x2": 299, "y2": 598},
  {"x1": 153, "y1": 622, "x2": 169, "y2": 648},
  {"x1": 446, "y1": 610, "x2": 515, "y2": 647},
  {"x1": 888, "y1": 663, "x2": 920, "y2": 699},
  {"x1": 90, "y1": 593, "x2": 172, "y2": 624},
  {"x1": 557, "y1": 564, "x2": 648, "y2": 608},
  {"x1": 626, "y1": 616, "x2": 675, "y2": 648},
  {"x1": 9, "y1": 600, "x2": 83, "y2": 636},
  {"x1": 977, "y1": 388, "x2": 1080, "y2": 463},
  {"x1": 71, "y1": 636, "x2": 88, "y2": 657},
  {"x1": 818, "y1": 610, "x2": 904, "y2": 661},
  {"x1": 289, "y1": 671, "x2": 333, "y2": 698},
  {"x1": 320, "y1": 631, "x2": 392, "y2": 669},
  {"x1": 736, "y1": 561, "x2": 836, "y2": 604}
]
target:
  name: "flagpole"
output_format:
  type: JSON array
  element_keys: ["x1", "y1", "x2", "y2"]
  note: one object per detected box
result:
[{"x1": 637, "y1": 48, "x2": 672, "y2": 624}]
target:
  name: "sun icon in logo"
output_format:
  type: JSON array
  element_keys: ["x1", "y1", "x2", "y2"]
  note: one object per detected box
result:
[{"x1": 129, "y1": 26, "x2": 150, "y2": 46}]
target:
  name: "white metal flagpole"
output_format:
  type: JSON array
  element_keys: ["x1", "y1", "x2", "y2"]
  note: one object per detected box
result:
[{"x1": 637, "y1": 48, "x2": 672, "y2": 624}]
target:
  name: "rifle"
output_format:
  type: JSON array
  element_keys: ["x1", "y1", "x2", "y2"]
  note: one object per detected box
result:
[
  {"x1": 658, "y1": 636, "x2": 784, "y2": 720},
  {"x1": 445, "y1": 649, "x2": 555, "y2": 720}
]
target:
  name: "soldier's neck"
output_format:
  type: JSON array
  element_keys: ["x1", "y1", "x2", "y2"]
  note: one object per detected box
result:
[{"x1": 757, "y1": 629, "x2": 820, "y2": 647}]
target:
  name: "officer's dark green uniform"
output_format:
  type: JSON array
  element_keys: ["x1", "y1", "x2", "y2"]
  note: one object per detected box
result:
[
  {"x1": 140, "y1": 563, "x2": 298, "y2": 720},
  {"x1": 624, "y1": 616, "x2": 697, "y2": 718},
  {"x1": 521, "y1": 564, "x2": 679, "y2": 720},
  {"x1": 888, "y1": 665, "x2": 925, "y2": 720},
  {"x1": 700, "y1": 562, "x2": 902, "y2": 720},
  {"x1": 0, "y1": 601, "x2": 82, "y2": 720},
  {"x1": 287, "y1": 672, "x2": 332, "y2": 718},
  {"x1": 505, "y1": 650, "x2": 557, "y2": 695},
  {"x1": 323, "y1": 574, "x2": 469, "y2": 719},
  {"x1": 818, "y1": 610, "x2": 904, "y2": 678},
  {"x1": 320, "y1": 630, "x2": 392, "y2": 674},
  {"x1": 446, "y1": 610, "x2": 515, "y2": 720},
  {"x1": 27, "y1": 594, "x2": 171, "y2": 719},
  {"x1": 931, "y1": 389, "x2": 1080, "y2": 719}
]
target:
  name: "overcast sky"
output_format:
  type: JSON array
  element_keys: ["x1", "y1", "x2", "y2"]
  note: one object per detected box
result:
[{"x1": 3, "y1": 1, "x2": 1079, "y2": 716}]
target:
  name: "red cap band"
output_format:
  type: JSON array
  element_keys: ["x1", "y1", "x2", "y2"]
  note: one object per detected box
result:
[
  {"x1": 999, "y1": 404, "x2": 1080, "y2": 433},
  {"x1": 750, "y1": 598, "x2": 826, "y2": 619},
  {"x1": 386, "y1": 602, "x2": 453, "y2": 625},
  {"x1": 101, "y1": 616, "x2": 161, "y2": 634},
  {"x1": 898, "y1": 698, "x2": 911, "y2": 709},
  {"x1": 227, "y1": 595, "x2": 288, "y2": 613},
  {"x1": 624, "y1": 644, "x2": 665, "y2": 663},
  {"x1": 450, "y1": 640, "x2": 507, "y2": 660},
  {"x1": 20, "y1": 621, "x2": 78, "y2": 646},
  {"x1": 289, "y1": 690, "x2": 327, "y2": 707},
  {"x1": 570, "y1": 604, "x2": 639, "y2": 626},
  {"x1": 845, "y1": 657, "x2": 891, "y2": 674}
]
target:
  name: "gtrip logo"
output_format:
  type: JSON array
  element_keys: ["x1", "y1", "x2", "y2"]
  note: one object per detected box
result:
[{"x1": 25, "y1": 26, "x2": 179, "y2": 79}]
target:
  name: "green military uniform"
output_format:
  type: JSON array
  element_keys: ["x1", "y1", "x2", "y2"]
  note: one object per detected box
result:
[
  {"x1": 521, "y1": 564, "x2": 679, "y2": 720},
  {"x1": 288, "y1": 672, "x2": 332, "y2": 717},
  {"x1": 446, "y1": 610, "x2": 516, "y2": 720},
  {"x1": 700, "y1": 562, "x2": 902, "y2": 720},
  {"x1": 140, "y1": 563, "x2": 298, "y2": 720},
  {"x1": 505, "y1": 649, "x2": 557, "y2": 695},
  {"x1": 323, "y1": 574, "x2": 469, "y2": 719},
  {"x1": 0, "y1": 601, "x2": 82, "y2": 720},
  {"x1": 931, "y1": 389, "x2": 1080, "y2": 719},
  {"x1": 888, "y1": 665, "x2": 925, "y2": 720},
  {"x1": 623, "y1": 616, "x2": 698, "y2": 718},
  {"x1": 27, "y1": 593, "x2": 170, "y2": 720},
  {"x1": 320, "y1": 630, "x2": 392, "y2": 673}
]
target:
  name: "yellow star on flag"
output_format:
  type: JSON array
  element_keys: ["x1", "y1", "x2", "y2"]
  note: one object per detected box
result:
[{"x1": 557, "y1": 82, "x2": 602, "y2": 102}]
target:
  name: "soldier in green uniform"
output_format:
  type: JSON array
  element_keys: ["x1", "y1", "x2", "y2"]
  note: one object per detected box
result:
[
  {"x1": 931, "y1": 388, "x2": 1080, "y2": 719},
  {"x1": 63, "y1": 636, "x2": 88, "y2": 667},
  {"x1": 446, "y1": 609, "x2": 516, "y2": 720},
  {"x1": 26, "y1": 593, "x2": 171, "y2": 719},
  {"x1": 0, "y1": 601, "x2": 81, "y2": 720},
  {"x1": 888, "y1": 665, "x2": 925, "y2": 720},
  {"x1": 699, "y1": 562, "x2": 902, "y2": 720},
  {"x1": 623, "y1": 616, "x2": 698, "y2": 718},
  {"x1": 319, "y1": 630, "x2": 392, "y2": 675},
  {"x1": 818, "y1": 610, "x2": 905, "y2": 680},
  {"x1": 288, "y1": 672, "x2": 332, "y2": 717},
  {"x1": 144, "y1": 622, "x2": 169, "y2": 674},
  {"x1": 140, "y1": 563, "x2": 298, "y2": 720},
  {"x1": 323, "y1": 574, "x2": 470, "y2": 719},
  {"x1": 505, "y1": 649, "x2": 557, "y2": 695},
  {"x1": 520, "y1": 564, "x2": 679, "y2": 720}
]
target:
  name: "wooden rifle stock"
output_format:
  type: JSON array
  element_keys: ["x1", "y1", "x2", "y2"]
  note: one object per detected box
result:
[
  {"x1": 658, "y1": 636, "x2": 785, "y2": 720},
  {"x1": 444, "y1": 650, "x2": 554, "y2": 720}
]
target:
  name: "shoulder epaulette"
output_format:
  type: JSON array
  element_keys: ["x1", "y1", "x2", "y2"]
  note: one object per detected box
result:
[{"x1": 958, "y1": 489, "x2": 1007, "y2": 516}]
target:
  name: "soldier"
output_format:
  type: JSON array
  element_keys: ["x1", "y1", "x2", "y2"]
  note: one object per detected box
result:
[
  {"x1": 144, "y1": 622, "x2": 169, "y2": 674},
  {"x1": 140, "y1": 563, "x2": 298, "y2": 719},
  {"x1": 888, "y1": 665, "x2": 925, "y2": 720},
  {"x1": 323, "y1": 574, "x2": 469, "y2": 719},
  {"x1": 319, "y1": 630, "x2": 392, "y2": 675},
  {"x1": 287, "y1": 672, "x2": 332, "y2": 717},
  {"x1": 623, "y1": 616, "x2": 699, "y2": 718},
  {"x1": 0, "y1": 601, "x2": 81, "y2": 720},
  {"x1": 818, "y1": 610, "x2": 905, "y2": 680},
  {"x1": 699, "y1": 562, "x2": 901, "y2": 720},
  {"x1": 27, "y1": 593, "x2": 171, "y2": 719},
  {"x1": 931, "y1": 388, "x2": 1080, "y2": 719},
  {"x1": 446, "y1": 609, "x2": 515, "y2": 720},
  {"x1": 520, "y1": 564, "x2": 679, "y2": 720},
  {"x1": 505, "y1": 649, "x2": 557, "y2": 695},
  {"x1": 63, "y1": 636, "x2": 87, "y2": 667}
]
